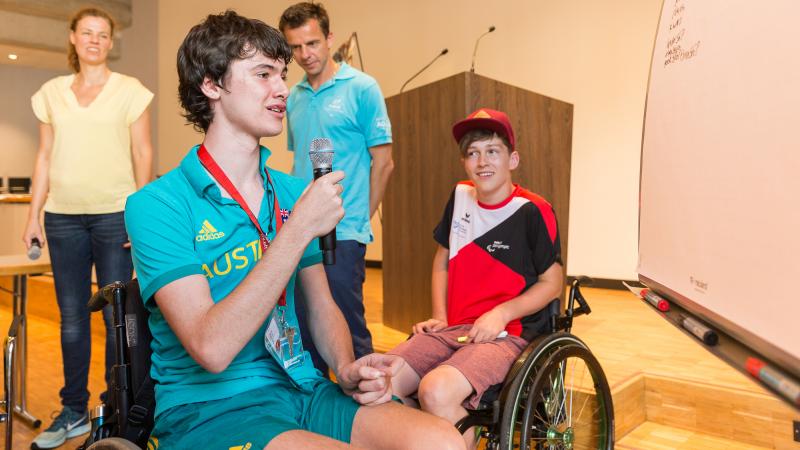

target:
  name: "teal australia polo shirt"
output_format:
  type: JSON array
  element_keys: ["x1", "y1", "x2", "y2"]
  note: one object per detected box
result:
[
  {"x1": 125, "y1": 145, "x2": 323, "y2": 417},
  {"x1": 287, "y1": 62, "x2": 392, "y2": 244}
]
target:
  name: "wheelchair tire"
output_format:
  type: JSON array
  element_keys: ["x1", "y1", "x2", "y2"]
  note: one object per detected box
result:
[
  {"x1": 86, "y1": 437, "x2": 142, "y2": 450},
  {"x1": 498, "y1": 333, "x2": 614, "y2": 450}
]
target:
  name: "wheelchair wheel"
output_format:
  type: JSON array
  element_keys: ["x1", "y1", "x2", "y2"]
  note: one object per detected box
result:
[
  {"x1": 499, "y1": 334, "x2": 614, "y2": 450},
  {"x1": 86, "y1": 437, "x2": 142, "y2": 450}
]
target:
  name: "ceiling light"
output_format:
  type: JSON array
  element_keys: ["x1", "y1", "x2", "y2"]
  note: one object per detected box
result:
[{"x1": 8, "y1": 54, "x2": 18, "y2": 60}]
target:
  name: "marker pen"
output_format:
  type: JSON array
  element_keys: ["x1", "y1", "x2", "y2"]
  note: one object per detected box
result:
[
  {"x1": 457, "y1": 330, "x2": 508, "y2": 343},
  {"x1": 679, "y1": 315, "x2": 718, "y2": 345},
  {"x1": 641, "y1": 288, "x2": 670, "y2": 311},
  {"x1": 745, "y1": 357, "x2": 800, "y2": 406}
]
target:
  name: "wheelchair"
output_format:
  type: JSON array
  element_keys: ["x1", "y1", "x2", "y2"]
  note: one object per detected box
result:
[
  {"x1": 455, "y1": 277, "x2": 615, "y2": 450},
  {"x1": 83, "y1": 277, "x2": 613, "y2": 450},
  {"x1": 81, "y1": 279, "x2": 153, "y2": 450}
]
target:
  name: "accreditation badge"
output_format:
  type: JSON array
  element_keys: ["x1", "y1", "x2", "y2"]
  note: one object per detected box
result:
[{"x1": 264, "y1": 307, "x2": 305, "y2": 370}]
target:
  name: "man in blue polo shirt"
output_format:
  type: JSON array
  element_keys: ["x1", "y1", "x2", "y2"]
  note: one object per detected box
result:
[
  {"x1": 279, "y1": 1, "x2": 394, "y2": 378},
  {"x1": 125, "y1": 11, "x2": 462, "y2": 450}
]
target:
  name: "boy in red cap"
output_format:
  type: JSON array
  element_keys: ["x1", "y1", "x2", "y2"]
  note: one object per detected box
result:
[{"x1": 388, "y1": 108, "x2": 564, "y2": 448}]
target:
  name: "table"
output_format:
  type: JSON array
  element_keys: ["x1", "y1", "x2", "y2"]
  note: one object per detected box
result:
[{"x1": 1, "y1": 254, "x2": 50, "y2": 448}]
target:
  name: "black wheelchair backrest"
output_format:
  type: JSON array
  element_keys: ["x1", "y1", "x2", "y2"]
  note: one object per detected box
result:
[{"x1": 84, "y1": 279, "x2": 154, "y2": 449}]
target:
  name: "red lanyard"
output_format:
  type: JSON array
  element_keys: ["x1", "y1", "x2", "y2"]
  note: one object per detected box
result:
[{"x1": 197, "y1": 144, "x2": 286, "y2": 306}]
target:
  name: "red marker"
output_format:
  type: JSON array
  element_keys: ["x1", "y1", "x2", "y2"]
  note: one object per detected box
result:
[
  {"x1": 641, "y1": 288, "x2": 670, "y2": 312},
  {"x1": 745, "y1": 357, "x2": 800, "y2": 406}
]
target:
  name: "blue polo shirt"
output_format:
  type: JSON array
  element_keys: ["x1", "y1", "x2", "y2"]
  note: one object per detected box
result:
[
  {"x1": 287, "y1": 62, "x2": 392, "y2": 244},
  {"x1": 125, "y1": 145, "x2": 323, "y2": 417}
]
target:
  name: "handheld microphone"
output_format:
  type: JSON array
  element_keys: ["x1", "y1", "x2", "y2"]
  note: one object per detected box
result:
[
  {"x1": 308, "y1": 138, "x2": 337, "y2": 265},
  {"x1": 470, "y1": 26, "x2": 496, "y2": 73},
  {"x1": 27, "y1": 237, "x2": 41, "y2": 260},
  {"x1": 400, "y1": 48, "x2": 449, "y2": 93}
]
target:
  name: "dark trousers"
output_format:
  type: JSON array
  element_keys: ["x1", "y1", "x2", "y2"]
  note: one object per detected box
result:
[
  {"x1": 44, "y1": 211, "x2": 133, "y2": 414},
  {"x1": 295, "y1": 240, "x2": 374, "y2": 377}
]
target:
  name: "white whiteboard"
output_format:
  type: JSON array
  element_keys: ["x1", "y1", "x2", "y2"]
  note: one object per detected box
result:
[{"x1": 640, "y1": 0, "x2": 800, "y2": 373}]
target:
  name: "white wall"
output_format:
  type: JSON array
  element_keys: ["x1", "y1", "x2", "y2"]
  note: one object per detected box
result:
[
  {"x1": 0, "y1": 65, "x2": 63, "y2": 183},
  {"x1": 157, "y1": 0, "x2": 661, "y2": 280},
  {"x1": 111, "y1": 0, "x2": 159, "y2": 166}
]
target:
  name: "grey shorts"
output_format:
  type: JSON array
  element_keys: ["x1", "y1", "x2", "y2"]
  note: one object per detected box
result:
[{"x1": 387, "y1": 324, "x2": 527, "y2": 408}]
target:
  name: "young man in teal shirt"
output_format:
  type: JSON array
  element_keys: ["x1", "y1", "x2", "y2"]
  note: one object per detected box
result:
[
  {"x1": 125, "y1": 11, "x2": 462, "y2": 450},
  {"x1": 279, "y1": 3, "x2": 395, "y2": 376}
]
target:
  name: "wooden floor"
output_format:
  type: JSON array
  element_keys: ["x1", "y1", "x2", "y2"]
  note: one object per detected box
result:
[
  {"x1": 2, "y1": 269, "x2": 797, "y2": 449},
  {"x1": 1, "y1": 275, "x2": 107, "y2": 450}
]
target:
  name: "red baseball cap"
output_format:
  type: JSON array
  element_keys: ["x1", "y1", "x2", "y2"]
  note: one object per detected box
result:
[{"x1": 452, "y1": 108, "x2": 515, "y2": 150}]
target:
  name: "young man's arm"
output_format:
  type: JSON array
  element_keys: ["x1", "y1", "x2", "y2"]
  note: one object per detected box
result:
[
  {"x1": 468, "y1": 262, "x2": 563, "y2": 344},
  {"x1": 130, "y1": 107, "x2": 154, "y2": 189},
  {"x1": 368, "y1": 144, "x2": 394, "y2": 218},
  {"x1": 296, "y1": 264, "x2": 355, "y2": 373},
  {"x1": 412, "y1": 244, "x2": 449, "y2": 335},
  {"x1": 153, "y1": 172, "x2": 345, "y2": 373},
  {"x1": 358, "y1": 78, "x2": 393, "y2": 219},
  {"x1": 298, "y1": 264, "x2": 399, "y2": 405}
]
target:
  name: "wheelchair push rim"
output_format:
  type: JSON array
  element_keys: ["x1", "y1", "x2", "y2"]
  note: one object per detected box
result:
[{"x1": 500, "y1": 336, "x2": 614, "y2": 450}]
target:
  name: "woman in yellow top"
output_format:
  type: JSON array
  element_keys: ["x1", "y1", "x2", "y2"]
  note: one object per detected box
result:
[{"x1": 22, "y1": 7, "x2": 154, "y2": 449}]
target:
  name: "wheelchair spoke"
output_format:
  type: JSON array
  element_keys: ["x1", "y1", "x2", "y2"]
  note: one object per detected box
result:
[
  {"x1": 544, "y1": 362, "x2": 567, "y2": 426},
  {"x1": 573, "y1": 383, "x2": 597, "y2": 427},
  {"x1": 568, "y1": 356, "x2": 575, "y2": 428},
  {"x1": 531, "y1": 405, "x2": 549, "y2": 428},
  {"x1": 556, "y1": 364, "x2": 568, "y2": 426}
]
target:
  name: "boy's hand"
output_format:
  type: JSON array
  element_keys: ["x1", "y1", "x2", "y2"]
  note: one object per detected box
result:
[
  {"x1": 468, "y1": 308, "x2": 509, "y2": 344},
  {"x1": 338, "y1": 353, "x2": 402, "y2": 406},
  {"x1": 412, "y1": 318, "x2": 447, "y2": 335}
]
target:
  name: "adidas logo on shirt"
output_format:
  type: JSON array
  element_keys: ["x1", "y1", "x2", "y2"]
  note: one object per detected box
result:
[{"x1": 196, "y1": 220, "x2": 225, "y2": 242}]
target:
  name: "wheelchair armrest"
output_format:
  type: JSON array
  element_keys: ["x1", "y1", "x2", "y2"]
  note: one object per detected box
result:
[{"x1": 87, "y1": 281, "x2": 127, "y2": 312}]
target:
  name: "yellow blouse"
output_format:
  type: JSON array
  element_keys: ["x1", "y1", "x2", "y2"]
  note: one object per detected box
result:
[{"x1": 31, "y1": 72, "x2": 153, "y2": 214}]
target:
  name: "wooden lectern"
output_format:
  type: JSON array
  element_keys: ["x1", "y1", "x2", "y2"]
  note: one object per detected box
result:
[{"x1": 382, "y1": 72, "x2": 573, "y2": 332}]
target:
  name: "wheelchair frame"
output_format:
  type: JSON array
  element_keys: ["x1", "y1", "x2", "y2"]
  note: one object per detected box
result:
[{"x1": 455, "y1": 277, "x2": 615, "y2": 450}]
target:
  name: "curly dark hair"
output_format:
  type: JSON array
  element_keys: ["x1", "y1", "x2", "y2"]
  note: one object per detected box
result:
[
  {"x1": 279, "y1": 2, "x2": 330, "y2": 36},
  {"x1": 177, "y1": 10, "x2": 292, "y2": 132}
]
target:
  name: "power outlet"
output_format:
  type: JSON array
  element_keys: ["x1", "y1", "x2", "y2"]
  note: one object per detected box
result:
[{"x1": 794, "y1": 420, "x2": 800, "y2": 442}]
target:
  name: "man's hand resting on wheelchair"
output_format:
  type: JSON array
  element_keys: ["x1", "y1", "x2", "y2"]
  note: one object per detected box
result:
[
  {"x1": 466, "y1": 307, "x2": 509, "y2": 344},
  {"x1": 412, "y1": 318, "x2": 448, "y2": 335},
  {"x1": 337, "y1": 353, "x2": 403, "y2": 406}
]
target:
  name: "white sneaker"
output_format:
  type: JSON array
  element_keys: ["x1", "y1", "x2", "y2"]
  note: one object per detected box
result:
[{"x1": 31, "y1": 407, "x2": 90, "y2": 449}]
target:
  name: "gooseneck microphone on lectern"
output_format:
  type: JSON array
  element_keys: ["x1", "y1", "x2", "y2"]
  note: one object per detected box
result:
[
  {"x1": 309, "y1": 138, "x2": 337, "y2": 265},
  {"x1": 470, "y1": 26, "x2": 496, "y2": 73},
  {"x1": 27, "y1": 237, "x2": 41, "y2": 260},
  {"x1": 400, "y1": 48, "x2": 449, "y2": 93}
]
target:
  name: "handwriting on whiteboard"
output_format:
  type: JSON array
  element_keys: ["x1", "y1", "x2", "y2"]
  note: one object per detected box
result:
[{"x1": 664, "y1": 0, "x2": 700, "y2": 66}]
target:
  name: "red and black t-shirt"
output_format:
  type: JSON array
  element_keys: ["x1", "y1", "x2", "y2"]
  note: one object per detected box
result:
[{"x1": 433, "y1": 182, "x2": 562, "y2": 339}]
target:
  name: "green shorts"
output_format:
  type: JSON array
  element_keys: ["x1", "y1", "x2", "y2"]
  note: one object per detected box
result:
[{"x1": 147, "y1": 378, "x2": 361, "y2": 450}]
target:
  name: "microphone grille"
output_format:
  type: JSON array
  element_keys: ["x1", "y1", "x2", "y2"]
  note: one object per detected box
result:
[
  {"x1": 310, "y1": 137, "x2": 333, "y2": 153},
  {"x1": 309, "y1": 138, "x2": 334, "y2": 169},
  {"x1": 28, "y1": 245, "x2": 41, "y2": 260}
]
